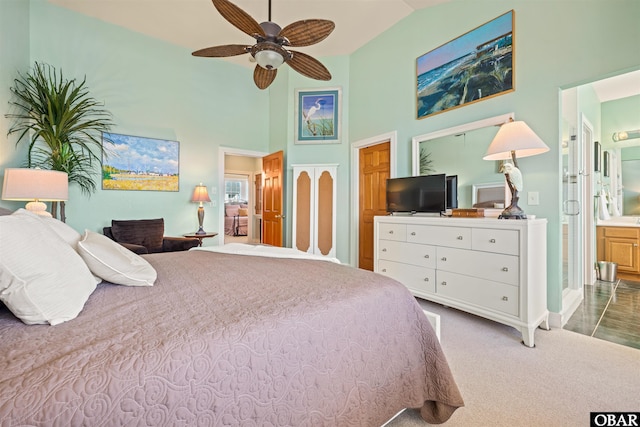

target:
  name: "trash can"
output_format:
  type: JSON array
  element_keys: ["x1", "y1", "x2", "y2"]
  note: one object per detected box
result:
[{"x1": 597, "y1": 261, "x2": 618, "y2": 282}]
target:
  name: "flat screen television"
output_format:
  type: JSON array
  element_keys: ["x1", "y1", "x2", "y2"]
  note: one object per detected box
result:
[
  {"x1": 446, "y1": 175, "x2": 458, "y2": 209},
  {"x1": 386, "y1": 174, "x2": 446, "y2": 214}
]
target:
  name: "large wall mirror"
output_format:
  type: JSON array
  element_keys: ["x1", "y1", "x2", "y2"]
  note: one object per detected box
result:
[
  {"x1": 599, "y1": 87, "x2": 640, "y2": 216},
  {"x1": 411, "y1": 113, "x2": 514, "y2": 213}
]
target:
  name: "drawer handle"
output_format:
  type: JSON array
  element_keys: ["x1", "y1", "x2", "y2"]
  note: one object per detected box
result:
[
  {"x1": 411, "y1": 231, "x2": 416, "y2": 236},
  {"x1": 382, "y1": 269, "x2": 387, "y2": 272},
  {"x1": 424, "y1": 254, "x2": 429, "y2": 258},
  {"x1": 490, "y1": 238, "x2": 496, "y2": 243},
  {"x1": 388, "y1": 230, "x2": 394, "y2": 234},
  {"x1": 441, "y1": 257, "x2": 447, "y2": 261},
  {"x1": 502, "y1": 296, "x2": 509, "y2": 301},
  {"x1": 382, "y1": 248, "x2": 387, "y2": 252},
  {"x1": 457, "y1": 235, "x2": 463, "y2": 240},
  {"x1": 424, "y1": 277, "x2": 429, "y2": 282},
  {"x1": 502, "y1": 267, "x2": 509, "y2": 272},
  {"x1": 441, "y1": 281, "x2": 447, "y2": 286}
]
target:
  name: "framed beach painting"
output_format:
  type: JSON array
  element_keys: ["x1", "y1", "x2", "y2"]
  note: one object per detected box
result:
[
  {"x1": 416, "y1": 10, "x2": 514, "y2": 120},
  {"x1": 295, "y1": 87, "x2": 341, "y2": 144},
  {"x1": 101, "y1": 132, "x2": 180, "y2": 191}
]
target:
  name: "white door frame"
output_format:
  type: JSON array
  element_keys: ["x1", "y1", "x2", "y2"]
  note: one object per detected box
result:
[
  {"x1": 218, "y1": 146, "x2": 269, "y2": 245},
  {"x1": 350, "y1": 131, "x2": 397, "y2": 267},
  {"x1": 580, "y1": 115, "x2": 596, "y2": 285}
]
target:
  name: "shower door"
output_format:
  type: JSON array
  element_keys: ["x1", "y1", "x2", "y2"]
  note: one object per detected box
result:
[{"x1": 562, "y1": 115, "x2": 595, "y2": 294}]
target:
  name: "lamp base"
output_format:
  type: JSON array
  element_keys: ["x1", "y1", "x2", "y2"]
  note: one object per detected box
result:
[
  {"x1": 25, "y1": 201, "x2": 52, "y2": 217},
  {"x1": 195, "y1": 206, "x2": 206, "y2": 235},
  {"x1": 499, "y1": 203, "x2": 527, "y2": 220},
  {"x1": 498, "y1": 211, "x2": 527, "y2": 220}
]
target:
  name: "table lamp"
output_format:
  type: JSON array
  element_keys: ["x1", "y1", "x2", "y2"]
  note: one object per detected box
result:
[
  {"x1": 483, "y1": 120, "x2": 549, "y2": 219},
  {"x1": 2, "y1": 168, "x2": 68, "y2": 217},
  {"x1": 191, "y1": 183, "x2": 211, "y2": 235}
]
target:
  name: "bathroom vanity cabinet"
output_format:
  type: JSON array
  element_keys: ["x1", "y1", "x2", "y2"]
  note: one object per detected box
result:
[{"x1": 597, "y1": 226, "x2": 640, "y2": 280}]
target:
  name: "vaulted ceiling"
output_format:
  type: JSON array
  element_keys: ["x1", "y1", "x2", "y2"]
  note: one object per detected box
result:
[{"x1": 46, "y1": 0, "x2": 639, "y2": 100}]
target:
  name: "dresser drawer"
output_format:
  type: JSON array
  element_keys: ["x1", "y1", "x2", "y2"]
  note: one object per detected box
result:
[
  {"x1": 378, "y1": 240, "x2": 436, "y2": 268},
  {"x1": 472, "y1": 228, "x2": 519, "y2": 255},
  {"x1": 436, "y1": 270, "x2": 519, "y2": 316},
  {"x1": 436, "y1": 247, "x2": 519, "y2": 286},
  {"x1": 378, "y1": 223, "x2": 407, "y2": 241},
  {"x1": 406, "y1": 225, "x2": 471, "y2": 249},
  {"x1": 378, "y1": 260, "x2": 436, "y2": 294}
]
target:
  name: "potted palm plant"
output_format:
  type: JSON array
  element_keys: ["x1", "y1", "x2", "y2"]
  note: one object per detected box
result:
[{"x1": 5, "y1": 62, "x2": 113, "y2": 222}]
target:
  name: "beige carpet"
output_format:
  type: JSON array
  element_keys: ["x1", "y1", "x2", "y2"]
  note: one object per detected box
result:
[{"x1": 387, "y1": 299, "x2": 640, "y2": 427}]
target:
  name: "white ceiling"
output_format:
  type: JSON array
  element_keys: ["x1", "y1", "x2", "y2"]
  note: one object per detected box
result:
[
  {"x1": 47, "y1": 0, "x2": 452, "y2": 67},
  {"x1": 47, "y1": 0, "x2": 640, "y2": 101},
  {"x1": 591, "y1": 69, "x2": 640, "y2": 103}
]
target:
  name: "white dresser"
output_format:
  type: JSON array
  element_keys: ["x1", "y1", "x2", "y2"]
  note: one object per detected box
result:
[{"x1": 374, "y1": 215, "x2": 548, "y2": 347}]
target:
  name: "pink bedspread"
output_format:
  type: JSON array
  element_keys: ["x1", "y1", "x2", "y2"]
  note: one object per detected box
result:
[{"x1": 0, "y1": 250, "x2": 463, "y2": 426}]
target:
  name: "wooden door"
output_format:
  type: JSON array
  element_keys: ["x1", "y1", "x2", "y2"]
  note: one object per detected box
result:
[
  {"x1": 359, "y1": 142, "x2": 390, "y2": 270},
  {"x1": 262, "y1": 151, "x2": 284, "y2": 247}
]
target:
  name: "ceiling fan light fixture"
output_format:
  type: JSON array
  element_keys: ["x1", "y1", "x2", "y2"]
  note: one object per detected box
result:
[{"x1": 254, "y1": 49, "x2": 284, "y2": 70}]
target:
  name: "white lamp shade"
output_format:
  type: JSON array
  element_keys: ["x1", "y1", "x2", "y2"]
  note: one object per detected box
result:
[
  {"x1": 483, "y1": 120, "x2": 550, "y2": 161},
  {"x1": 2, "y1": 168, "x2": 68, "y2": 201},
  {"x1": 191, "y1": 184, "x2": 211, "y2": 203}
]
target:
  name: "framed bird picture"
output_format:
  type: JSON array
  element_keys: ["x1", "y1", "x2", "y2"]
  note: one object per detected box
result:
[{"x1": 294, "y1": 87, "x2": 342, "y2": 144}]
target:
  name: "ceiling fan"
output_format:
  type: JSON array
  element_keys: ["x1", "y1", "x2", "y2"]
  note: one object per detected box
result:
[{"x1": 192, "y1": 0, "x2": 335, "y2": 90}]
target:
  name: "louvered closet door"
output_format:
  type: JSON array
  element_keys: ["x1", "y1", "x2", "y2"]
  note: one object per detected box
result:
[{"x1": 292, "y1": 165, "x2": 337, "y2": 258}]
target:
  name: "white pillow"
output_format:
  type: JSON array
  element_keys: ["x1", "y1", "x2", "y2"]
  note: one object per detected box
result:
[
  {"x1": 77, "y1": 230, "x2": 157, "y2": 287},
  {"x1": 11, "y1": 209, "x2": 101, "y2": 284},
  {"x1": 12, "y1": 208, "x2": 82, "y2": 248},
  {"x1": 0, "y1": 212, "x2": 97, "y2": 325}
]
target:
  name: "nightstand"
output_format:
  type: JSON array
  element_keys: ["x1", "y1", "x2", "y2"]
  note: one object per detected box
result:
[{"x1": 183, "y1": 232, "x2": 218, "y2": 247}]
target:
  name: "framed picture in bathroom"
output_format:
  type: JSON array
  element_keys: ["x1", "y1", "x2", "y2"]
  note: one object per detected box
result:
[
  {"x1": 594, "y1": 141, "x2": 601, "y2": 172},
  {"x1": 603, "y1": 151, "x2": 610, "y2": 177}
]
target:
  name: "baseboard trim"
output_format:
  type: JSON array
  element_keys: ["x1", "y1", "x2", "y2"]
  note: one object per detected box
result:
[{"x1": 550, "y1": 289, "x2": 583, "y2": 328}]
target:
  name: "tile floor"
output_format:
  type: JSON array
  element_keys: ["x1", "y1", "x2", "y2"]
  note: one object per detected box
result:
[{"x1": 564, "y1": 279, "x2": 640, "y2": 350}]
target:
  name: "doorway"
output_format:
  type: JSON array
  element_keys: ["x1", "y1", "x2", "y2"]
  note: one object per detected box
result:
[
  {"x1": 560, "y1": 71, "x2": 640, "y2": 348},
  {"x1": 218, "y1": 147, "x2": 268, "y2": 246},
  {"x1": 351, "y1": 132, "x2": 397, "y2": 268}
]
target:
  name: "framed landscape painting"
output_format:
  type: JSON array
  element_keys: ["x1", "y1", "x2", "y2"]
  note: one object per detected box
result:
[
  {"x1": 416, "y1": 10, "x2": 514, "y2": 119},
  {"x1": 102, "y1": 132, "x2": 180, "y2": 191},
  {"x1": 295, "y1": 87, "x2": 341, "y2": 144}
]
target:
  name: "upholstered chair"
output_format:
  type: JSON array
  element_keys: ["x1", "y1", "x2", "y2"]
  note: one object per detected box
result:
[{"x1": 103, "y1": 218, "x2": 199, "y2": 255}]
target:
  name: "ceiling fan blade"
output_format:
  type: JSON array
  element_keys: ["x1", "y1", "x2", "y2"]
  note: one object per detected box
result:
[
  {"x1": 192, "y1": 44, "x2": 249, "y2": 57},
  {"x1": 279, "y1": 19, "x2": 335, "y2": 47},
  {"x1": 254, "y1": 65, "x2": 277, "y2": 90},
  {"x1": 212, "y1": 0, "x2": 265, "y2": 39},
  {"x1": 286, "y1": 50, "x2": 332, "y2": 81}
]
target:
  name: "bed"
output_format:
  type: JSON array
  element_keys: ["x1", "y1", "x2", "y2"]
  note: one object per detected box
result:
[
  {"x1": 0, "y1": 209, "x2": 463, "y2": 426},
  {"x1": 224, "y1": 203, "x2": 248, "y2": 236}
]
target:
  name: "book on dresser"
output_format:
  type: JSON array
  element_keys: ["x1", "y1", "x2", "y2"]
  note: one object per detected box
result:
[{"x1": 374, "y1": 215, "x2": 549, "y2": 347}]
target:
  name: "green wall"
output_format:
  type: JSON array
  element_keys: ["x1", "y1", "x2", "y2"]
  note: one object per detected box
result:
[
  {"x1": 0, "y1": 0, "x2": 30, "y2": 167},
  {"x1": 1, "y1": 0, "x2": 640, "y2": 315},
  {"x1": 5, "y1": 0, "x2": 271, "y2": 238},
  {"x1": 348, "y1": 0, "x2": 640, "y2": 313}
]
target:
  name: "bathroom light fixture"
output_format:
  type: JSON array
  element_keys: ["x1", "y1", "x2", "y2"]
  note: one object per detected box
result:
[
  {"x1": 191, "y1": 183, "x2": 211, "y2": 235},
  {"x1": 1, "y1": 168, "x2": 68, "y2": 217},
  {"x1": 612, "y1": 129, "x2": 640, "y2": 142}
]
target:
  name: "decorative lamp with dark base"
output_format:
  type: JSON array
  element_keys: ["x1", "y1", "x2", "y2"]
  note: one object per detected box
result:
[
  {"x1": 483, "y1": 120, "x2": 549, "y2": 220},
  {"x1": 191, "y1": 183, "x2": 211, "y2": 235}
]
